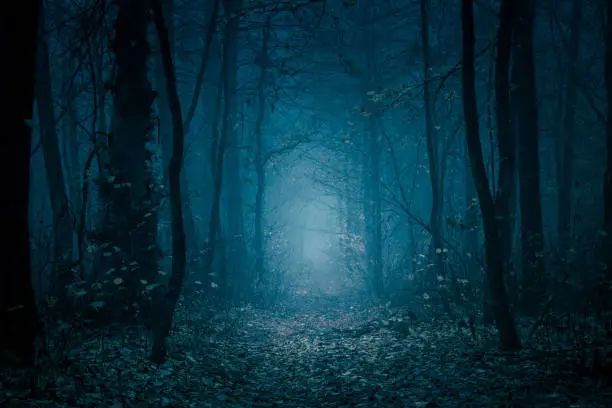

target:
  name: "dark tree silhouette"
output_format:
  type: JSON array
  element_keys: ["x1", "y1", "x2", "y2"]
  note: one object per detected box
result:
[
  {"x1": 0, "y1": 0, "x2": 42, "y2": 367},
  {"x1": 514, "y1": 0, "x2": 546, "y2": 316},
  {"x1": 461, "y1": 0, "x2": 521, "y2": 351},
  {"x1": 149, "y1": 0, "x2": 187, "y2": 364},
  {"x1": 604, "y1": 0, "x2": 612, "y2": 299}
]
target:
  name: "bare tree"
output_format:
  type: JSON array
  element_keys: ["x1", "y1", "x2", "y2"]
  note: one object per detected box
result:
[
  {"x1": 556, "y1": 0, "x2": 582, "y2": 259},
  {"x1": 420, "y1": 0, "x2": 444, "y2": 283},
  {"x1": 149, "y1": 0, "x2": 187, "y2": 364},
  {"x1": 514, "y1": 0, "x2": 546, "y2": 316},
  {"x1": 460, "y1": 0, "x2": 521, "y2": 350},
  {"x1": 36, "y1": 5, "x2": 75, "y2": 308},
  {"x1": 253, "y1": 13, "x2": 273, "y2": 291}
]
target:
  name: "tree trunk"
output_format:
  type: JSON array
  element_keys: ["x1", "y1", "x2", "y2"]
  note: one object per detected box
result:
[
  {"x1": 36, "y1": 6, "x2": 75, "y2": 304},
  {"x1": 514, "y1": 0, "x2": 546, "y2": 316},
  {"x1": 155, "y1": 0, "x2": 174, "y2": 251},
  {"x1": 203, "y1": 1, "x2": 240, "y2": 297},
  {"x1": 220, "y1": 0, "x2": 245, "y2": 299},
  {"x1": 150, "y1": 0, "x2": 187, "y2": 364},
  {"x1": 461, "y1": 0, "x2": 521, "y2": 350},
  {"x1": 155, "y1": 0, "x2": 205, "y2": 265},
  {"x1": 105, "y1": 0, "x2": 158, "y2": 320},
  {"x1": 603, "y1": 0, "x2": 612, "y2": 301},
  {"x1": 202, "y1": 80, "x2": 225, "y2": 294},
  {"x1": 359, "y1": 4, "x2": 383, "y2": 298},
  {"x1": 181, "y1": 0, "x2": 219, "y2": 267},
  {"x1": 366, "y1": 113, "x2": 383, "y2": 296},
  {"x1": 254, "y1": 15, "x2": 272, "y2": 289},
  {"x1": 464, "y1": 152, "x2": 479, "y2": 277},
  {"x1": 420, "y1": 0, "x2": 444, "y2": 284},
  {"x1": 156, "y1": 0, "x2": 174, "y2": 191},
  {"x1": 61, "y1": 47, "x2": 81, "y2": 265},
  {"x1": 556, "y1": 0, "x2": 581, "y2": 260},
  {"x1": 0, "y1": 0, "x2": 42, "y2": 368}
]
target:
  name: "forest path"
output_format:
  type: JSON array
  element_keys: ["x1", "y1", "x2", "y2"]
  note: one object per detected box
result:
[
  {"x1": 1, "y1": 302, "x2": 606, "y2": 407},
  {"x1": 178, "y1": 303, "x2": 595, "y2": 407}
]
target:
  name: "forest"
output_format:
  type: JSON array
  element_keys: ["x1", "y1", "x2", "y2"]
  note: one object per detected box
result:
[{"x1": 1, "y1": 0, "x2": 612, "y2": 406}]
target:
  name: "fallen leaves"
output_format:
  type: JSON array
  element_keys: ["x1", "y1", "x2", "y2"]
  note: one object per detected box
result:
[{"x1": 2, "y1": 303, "x2": 610, "y2": 407}]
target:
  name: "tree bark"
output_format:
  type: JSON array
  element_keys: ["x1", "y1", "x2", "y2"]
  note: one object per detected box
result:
[
  {"x1": 364, "y1": 112, "x2": 383, "y2": 297},
  {"x1": 220, "y1": 0, "x2": 245, "y2": 299},
  {"x1": 155, "y1": 0, "x2": 211, "y2": 265},
  {"x1": 514, "y1": 0, "x2": 546, "y2": 316},
  {"x1": 203, "y1": 74, "x2": 225, "y2": 293},
  {"x1": 150, "y1": 0, "x2": 187, "y2": 364},
  {"x1": 36, "y1": 6, "x2": 75, "y2": 304},
  {"x1": 202, "y1": 0, "x2": 242, "y2": 298},
  {"x1": 0, "y1": 0, "x2": 42, "y2": 368},
  {"x1": 556, "y1": 0, "x2": 581, "y2": 259},
  {"x1": 105, "y1": 0, "x2": 158, "y2": 320},
  {"x1": 603, "y1": 0, "x2": 612, "y2": 301},
  {"x1": 253, "y1": 14, "x2": 272, "y2": 290},
  {"x1": 359, "y1": 3, "x2": 383, "y2": 298},
  {"x1": 420, "y1": 0, "x2": 444, "y2": 284},
  {"x1": 57, "y1": 0, "x2": 82, "y2": 245},
  {"x1": 461, "y1": 0, "x2": 521, "y2": 350}
]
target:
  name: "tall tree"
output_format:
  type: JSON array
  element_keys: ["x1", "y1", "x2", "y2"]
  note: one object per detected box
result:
[
  {"x1": 220, "y1": 0, "x2": 246, "y2": 298},
  {"x1": 57, "y1": 0, "x2": 82, "y2": 245},
  {"x1": 36, "y1": 5, "x2": 76, "y2": 306},
  {"x1": 603, "y1": 0, "x2": 612, "y2": 300},
  {"x1": 150, "y1": 0, "x2": 187, "y2": 364},
  {"x1": 203, "y1": 0, "x2": 242, "y2": 298},
  {"x1": 102, "y1": 0, "x2": 159, "y2": 319},
  {"x1": 0, "y1": 0, "x2": 42, "y2": 367},
  {"x1": 203, "y1": 70, "x2": 225, "y2": 295},
  {"x1": 354, "y1": 2, "x2": 384, "y2": 297},
  {"x1": 514, "y1": 0, "x2": 546, "y2": 315},
  {"x1": 420, "y1": 0, "x2": 444, "y2": 284},
  {"x1": 253, "y1": 14, "x2": 272, "y2": 291},
  {"x1": 461, "y1": 0, "x2": 521, "y2": 350},
  {"x1": 556, "y1": 0, "x2": 582, "y2": 259},
  {"x1": 155, "y1": 0, "x2": 213, "y2": 265}
]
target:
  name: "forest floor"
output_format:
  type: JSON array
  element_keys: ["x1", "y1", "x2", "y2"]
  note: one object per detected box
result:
[{"x1": 1, "y1": 298, "x2": 611, "y2": 407}]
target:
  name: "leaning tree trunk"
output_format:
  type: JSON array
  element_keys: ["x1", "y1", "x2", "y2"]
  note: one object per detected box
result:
[
  {"x1": 461, "y1": 0, "x2": 521, "y2": 351},
  {"x1": 514, "y1": 0, "x2": 546, "y2": 316},
  {"x1": 0, "y1": 0, "x2": 42, "y2": 368},
  {"x1": 155, "y1": 0, "x2": 174, "y2": 251},
  {"x1": 155, "y1": 0, "x2": 206, "y2": 265},
  {"x1": 150, "y1": 0, "x2": 187, "y2": 364}
]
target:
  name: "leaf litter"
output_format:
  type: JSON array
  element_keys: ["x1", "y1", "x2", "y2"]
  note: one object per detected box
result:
[{"x1": 1, "y1": 301, "x2": 610, "y2": 407}]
